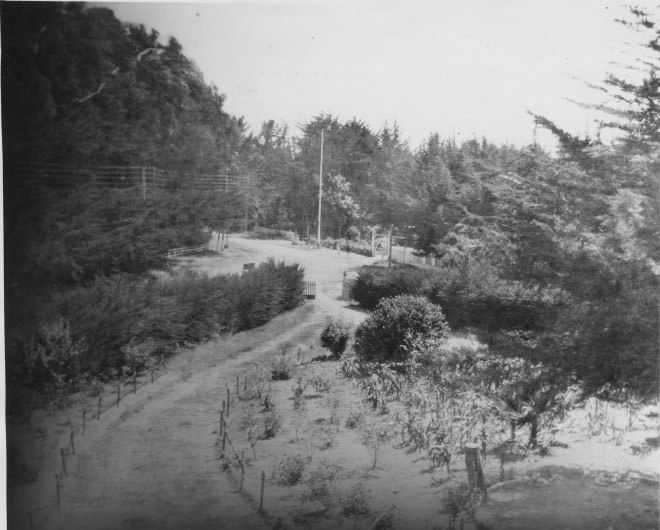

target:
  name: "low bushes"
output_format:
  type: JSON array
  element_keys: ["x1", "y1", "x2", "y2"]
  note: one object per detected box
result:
[
  {"x1": 354, "y1": 295, "x2": 448, "y2": 363},
  {"x1": 320, "y1": 317, "x2": 351, "y2": 358},
  {"x1": 350, "y1": 265, "x2": 432, "y2": 310},
  {"x1": 315, "y1": 237, "x2": 373, "y2": 257},
  {"x1": 350, "y1": 264, "x2": 566, "y2": 333},
  {"x1": 8, "y1": 259, "x2": 305, "y2": 396}
]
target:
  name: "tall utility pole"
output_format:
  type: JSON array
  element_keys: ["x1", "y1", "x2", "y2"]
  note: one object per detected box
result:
[
  {"x1": 317, "y1": 129, "x2": 324, "y2": 246},
  {"x1": 244, "y1": 173, "x2": 249, "y2": 232}
]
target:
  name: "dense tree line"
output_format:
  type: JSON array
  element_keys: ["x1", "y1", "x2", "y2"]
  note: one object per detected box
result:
[{"x1": 2, "y1": 3, "x2": 658, "y2": 402}]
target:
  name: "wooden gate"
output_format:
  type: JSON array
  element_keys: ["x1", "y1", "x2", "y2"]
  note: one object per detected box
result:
[{"x1": 302, "y1": 281, "x2": 316, "y2": 300}]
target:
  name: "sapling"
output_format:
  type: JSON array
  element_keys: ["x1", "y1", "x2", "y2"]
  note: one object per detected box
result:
[
  {"x1": 360, "y1": 421, "x2": 391, "y2": 470},
  {"x1": 292, "y1": 377, "x2": 305, "y2": 410},
  {"x1": 239, "y1": 404, "x2": 262, "y2": 459},
  {"x1": 325, "y1": 396, "x2": 341, "y2": 427}
]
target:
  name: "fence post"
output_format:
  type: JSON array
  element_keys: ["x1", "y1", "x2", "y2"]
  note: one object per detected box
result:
[
  {"x1": 259, "y1": 470, "x2": 266, "y2": 511},
  {"x1": 142, "y1": 166, "x2": 146, "y2": 200},
  {"x1": 97, "y1": 395, "x2": 102, "y2": 419},
  {"x1": 464, "y1": 444, "x2": 487, "y2": 499},
  {"x1": 220, "y1": 409, "x2": 224, "y2": 437},
  {"x1": 60, "y1": 449, "x2": 67, "y2": 476},
  {"x1": 222, "y1": 431, "x2": 227, "y2": 458},
  {"x1": 82, "y1": 409, "x2": 87, "y2": 436},
  {"x1": 55, "y1": 475, "x2": 61, "y2": 508},
  {"x1": 226, "y1": 386, "x2": 230, "y2": 418},
  {"x1": 239, "y1": 450, "x2": 245, "y2": 490},
  {"x1": 69, "y1": 425, "x2": 75, "y2": 455},
  {"x1": 117, "y1": 384, "x2": 121, "y2": 407},
  {"x1": 236, "y1": 375, "x2": 240, "y2": 399}
]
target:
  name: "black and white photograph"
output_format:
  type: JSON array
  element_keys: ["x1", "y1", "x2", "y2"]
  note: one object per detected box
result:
[{"x1": 3, "y1": 1, "x2": 659, "y2": 529}]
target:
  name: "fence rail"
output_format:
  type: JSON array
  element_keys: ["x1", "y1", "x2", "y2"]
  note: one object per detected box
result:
[
  {"x1": 166, "y1": 244, "x2": 211, "y2": 258},
  {"x1": 7, "y1": 163, "x2": 247, "y2": 196}
]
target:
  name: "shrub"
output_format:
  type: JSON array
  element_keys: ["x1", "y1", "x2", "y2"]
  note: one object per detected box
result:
[
  {"x1": 318, "y1": 237, "x2": 373, "y2": 256},
  {"x1": 18, "y1": 318, "x2": 85, "y2": 393},
  {"x1": 121, "y1": 337, "x2": 157, "y2": 373},
  {"x1": 303, "y1": 460, "x2": 342, "y2": 502},
  {"x1": 346, "y1": 226, "x2": 361, "y2": 241},
  {"x1": 340, "y1": 241, "x2": 373, "y2": 257},
  {"x1": 308, "y1": 374, "x2": 333, "y2": 394},
  {"x1": 354, "y1": 295, "x2": 448, "y2": 363},
  {"x1": 350, "y1": 265, "x2": 432, "y2": 310},
  {"x1": 274, "y1": 455, "x2": 306, "y2": 485},
  {"x1": 320, "y1": 317, "x2": 351, "y2": 358},
  {"x1": 345, "y1": 410, "x2": 364, "y2": 429},
  {"x1": 8, "y1": 260, "x2": 306, "y2": 399},
  {"x1": 262, "y1": 408, "x2": 283, "y2": 439},
  {"x1": 339, "y1": 484, "x2": 371, "y2": 517},
  {"x1": 350, "y1": 263, "x2": 566, "y2": 333},
  {"x1": 271, "y1": 354, "x2": 294, "y2": 381}
]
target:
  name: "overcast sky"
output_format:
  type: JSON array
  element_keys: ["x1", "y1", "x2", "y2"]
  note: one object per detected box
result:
[{"x1": 99, "y1": 1, "x2": 649, "y2": 149}]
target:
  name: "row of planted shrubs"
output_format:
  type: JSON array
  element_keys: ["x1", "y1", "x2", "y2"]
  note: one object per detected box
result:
[
  {"x1": 350, "y1": 263, "x2": 568, "y2": 332},
  {"x1": 9, "y1": 259, "x2": 305, "y2": 398},
  {"x1": 306, "y1": 237, "x2": 373, "y2": 257}
]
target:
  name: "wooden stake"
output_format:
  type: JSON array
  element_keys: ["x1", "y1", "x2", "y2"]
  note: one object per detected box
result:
[
  {"x1": 239, "y1": 450, "x2": 245, "y2": 491},
  {"x1": 69, "y1": 426, "x2": 75, "y2": 455},
  {"x1": 244, "y1": 375, "x2": 247, "y2": 393},
  {"x1": 259, "y1": 470, "x2": 266, "y2": 511},
  {"x1": 236, "y1": 375, "x2": 240, "y2": 398},
  {"x1": 151, "y1": 368, "x2": 154, "y2": 384},
  {"x1": 97, "y1": 395, "x2": 102, "y2": 419},
  {"x1": 133, "y1": 372, "x2": 137, "y2": 394},
  {"x1": 60, "y1": 449, "x2": 67, "y2": 476},
  {"x1": 116, "y1": 384, "x2": 121, "y2": 407},
  {"x1": 226, "y1": 387, "x2": 230, "y2": 418},
  {"x1": 222, "y1": 431, "x2": 227, "y2": 458},
  {"x1": 82, "y1": 409, "x2": 87, "y2": 436},
  {"x1": 220, "y1": 410, "x2": 224, "y2": 437},
  {"x1": 55, "y1": 475, "x2": 61, "y2": 508},
  {"x1": 464, "y1": 444, "x2": 487, "y2": 499}
]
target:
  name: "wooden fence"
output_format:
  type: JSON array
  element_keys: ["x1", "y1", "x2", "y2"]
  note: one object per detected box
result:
[
  {"x1": 7, "y1": 163, "x2": 246, "y2": 197},
  {"x1": 302, "y1": 281, "x2": 316, "y2": 299},
  {"x1": 166, "y1": 245, "x2": 210, "y2": 258}
]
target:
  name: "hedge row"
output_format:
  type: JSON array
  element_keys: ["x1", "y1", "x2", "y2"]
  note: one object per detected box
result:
[
  {"x1": 350, "y1": 264, "x2": 567, "y2": 332},
  {"x1": 9, "y1": 259, "x2": 305, "y2": 392},
  {"x1": 316, "y1": 237, "x2": 373, "y2": 257}
]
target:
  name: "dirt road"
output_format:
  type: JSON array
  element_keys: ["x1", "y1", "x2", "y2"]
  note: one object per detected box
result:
[{"x1": 9, "y1": 237, "x2": 377, "y2": 530}]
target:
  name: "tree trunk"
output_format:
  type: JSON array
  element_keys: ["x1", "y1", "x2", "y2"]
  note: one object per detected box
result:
[{"x1": 528, "y1": 417, "x2": 539, "y2": 448}]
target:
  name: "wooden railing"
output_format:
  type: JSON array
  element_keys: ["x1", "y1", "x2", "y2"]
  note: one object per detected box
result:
[{"x1": 166, "y1": 245, "x2": 210, "y2": 258}]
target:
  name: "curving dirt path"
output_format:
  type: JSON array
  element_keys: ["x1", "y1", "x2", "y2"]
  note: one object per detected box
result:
[{"x1": 8, "y1": 237, "x2": 377, "y2": 530}]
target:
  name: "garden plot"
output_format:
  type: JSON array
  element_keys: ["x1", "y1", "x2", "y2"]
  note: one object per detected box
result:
[{"x1": 217, "y1": 340, "x2": 659, "y2": 530}]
